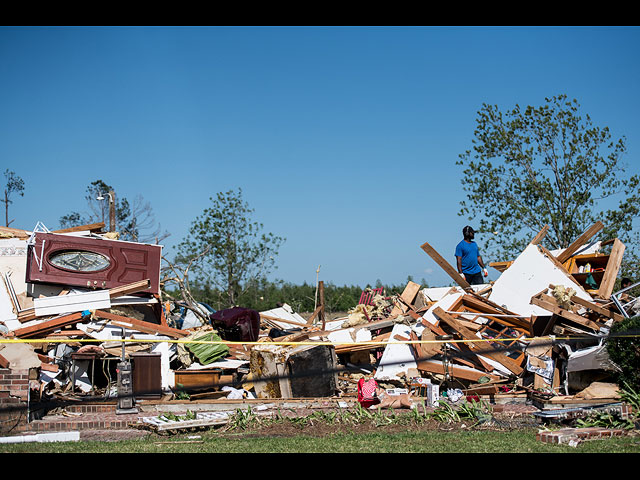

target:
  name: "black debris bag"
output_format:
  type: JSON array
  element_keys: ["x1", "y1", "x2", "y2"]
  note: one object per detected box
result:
[{"x1": 209, "y1": 307, "x2": 260, "y2": 342}]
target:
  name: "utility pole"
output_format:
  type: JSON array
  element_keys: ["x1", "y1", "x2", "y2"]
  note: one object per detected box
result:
[{"x1": 109, "y1": 190, "x2": 116, "y2": 233}]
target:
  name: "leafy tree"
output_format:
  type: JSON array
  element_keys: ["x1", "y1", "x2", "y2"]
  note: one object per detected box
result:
[
  {"x1": 457, "y1": 94, "x2": 640, "y2": 272},
  {"x1": 177, "y1": 188, "x2": 285, "y2": 308},
  {"x1": 2, "y1": 169, "x2": 25, "y2": 227},
  {"x1": 60, "y1": 180, "x2": 169, "y2": 243}
]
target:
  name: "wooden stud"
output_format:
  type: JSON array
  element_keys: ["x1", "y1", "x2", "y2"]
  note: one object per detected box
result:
[
  {"x1": 555, "y1": 221, "x2": 604, "y2": 264},
  {"x1": 420, "y1": 241, "x2": 471, "y2": 289},
  {"x1": 597, "y1": 238, "x2": 625, "y2": 300},
  {"x1": 530, "y1": 224, "x2": 550, "y2": 245}
]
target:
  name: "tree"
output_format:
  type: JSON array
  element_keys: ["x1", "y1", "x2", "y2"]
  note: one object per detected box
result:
[
  {"x1": 457, "y1": 94, "x2": 640, "y2": 271},
  {"x1": 176, "y1": 188, "x2": 285, "y2": 308},
  {"x1": 2, "y1": 169, "x2": 25, "y2": 227},
  {"x1": 60, "y1": 180, "x2": 169, "y2": 243}
]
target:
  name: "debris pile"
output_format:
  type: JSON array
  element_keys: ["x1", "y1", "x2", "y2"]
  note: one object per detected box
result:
[{"x1": 0, "y1": 219, "x2": 635, "y2": 426}]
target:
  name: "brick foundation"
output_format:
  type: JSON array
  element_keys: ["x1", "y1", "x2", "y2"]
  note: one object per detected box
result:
[{"x1": 0, "y1": 368, "x2": 31, "y2": 434}]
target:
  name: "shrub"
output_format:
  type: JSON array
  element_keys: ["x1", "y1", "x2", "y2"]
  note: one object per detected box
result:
[{"x1": 606, "y1": 315, "x2": 640, "y2": 390}]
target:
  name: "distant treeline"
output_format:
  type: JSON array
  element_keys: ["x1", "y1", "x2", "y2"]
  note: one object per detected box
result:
[{"x1": 174, "y1": 278, "x2": 427, "y2": 314}]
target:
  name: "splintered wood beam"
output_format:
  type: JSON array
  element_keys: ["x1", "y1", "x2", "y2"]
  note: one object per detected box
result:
[
  {"x1": 530, "y1": 293, "x2": 602, "y2": 332},
  {"x1": 12, "y1": 311, "x2": 88, "y2": 338},
  {"x1": 597, "y1": 238, "x2": 625, "y2": 300},
  {"x1": 305, "y1": 305, "x2": 323, "y2": 325},
  {"x1": 93, "y1": 310, "x2": 189, "y2": 338},
  {"x1": 549, "y1": 283, "x2": 624, "y2": 321},
  {"x1": 461, "y1": 294, "x2": 533, "y2": 333},
  {"x1": 433, "y1": 307, "x2": 524, "y2": 376},
  {"x1": 530, "y1": 224, "x2": 550, "y2": 245},
  {"x1": 420, "y1": 241, "x2": 471, "y2": 289},
  {"x1": 555, "y1": 221, "x2": 604, "y2": 264}
]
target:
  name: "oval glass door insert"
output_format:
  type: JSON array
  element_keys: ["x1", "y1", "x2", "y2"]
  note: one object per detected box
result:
[{"x1": 49, "y1": 250, "x2": 111, "y2": 273}]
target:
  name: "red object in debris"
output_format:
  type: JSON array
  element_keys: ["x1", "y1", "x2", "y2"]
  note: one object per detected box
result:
[
  {"x1": 466, "y1": 395, "x2": 480, "y2": 402},
  {"x1": 357, "y1": 378, "x2": 380, "y2": 409},
  {"x1": 359, "y1": 288, "x2": 384, "y2": 306},
  {"x1": 209, "y1": 307, "x2": 260, "y2": 342}
]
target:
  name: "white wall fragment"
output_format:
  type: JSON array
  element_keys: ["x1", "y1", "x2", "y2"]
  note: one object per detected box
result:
[
  {"x1": 374, "y1": 323, "x2": 417, "y2": 381},
  {"x1": 34, "y1": 289, "x2": 111, "y2": 317},
  {"x1": 489, "y1": 244, "x2": 592, "y2": 316}
]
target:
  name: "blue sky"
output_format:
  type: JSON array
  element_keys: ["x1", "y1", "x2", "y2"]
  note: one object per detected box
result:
[{"x1": 1, "y1": 26, "x2": 639, "y2": 289}]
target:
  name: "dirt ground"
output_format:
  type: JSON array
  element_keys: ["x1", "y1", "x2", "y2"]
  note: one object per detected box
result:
[{"x1": 78, "y1": 407, "x2": 540, "y2": 442}]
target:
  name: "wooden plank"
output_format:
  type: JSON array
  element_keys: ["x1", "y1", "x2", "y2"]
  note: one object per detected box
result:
[
  {"x1": 0, "y1": 226, "x2": 30, "y2": 239},
  {"x1": 420, "y1": 241, "x2": 471, "y2": 289},
  {"x1": 108, "y1": 279, "x2": 151, "y2": 298},
  {"x1": 390, "y1": 281, "x2": 422, "y2": 316},
  {"x1": 597, "y1": 238, "x2": 625, "y2": 300},
  {"x1": 52, "y1": 222, "x2": 106, "y2": 234},
  {"x1": 555, "y1": 221, "x2": 604, "y2": 264},
  {"x1": 415, "y1": 359, "x2": 501, "y2": 382},
  {"x1": 488, "y1": 261, "x2": 512, "y2": 273},
  {"x1": 45, "y1": 330, "x2": 89, "y2": 337},
  {"x1": 530, "y1": 224, "x2": 550, "y2": 245}
]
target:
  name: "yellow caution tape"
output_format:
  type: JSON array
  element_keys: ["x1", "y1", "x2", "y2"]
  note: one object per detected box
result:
[{"x1": 0, "y1": 334, "x2": 636, "y2": 346}]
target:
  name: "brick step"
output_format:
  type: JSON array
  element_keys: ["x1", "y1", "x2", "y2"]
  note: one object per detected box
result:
[
  {"x1": 26, "y1": 411, "x2": 143, "y2": 432},
  {"x1": 537, "y1": 427, "x2": 627, "y2": 444},
  {"x1": 63, "y1": 403, "x2": 118, "y2": 414}
]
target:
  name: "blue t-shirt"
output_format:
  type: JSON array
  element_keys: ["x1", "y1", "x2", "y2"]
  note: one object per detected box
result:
[{"x1": 455, "y1": 240, "x2": 481, "y2": 275}]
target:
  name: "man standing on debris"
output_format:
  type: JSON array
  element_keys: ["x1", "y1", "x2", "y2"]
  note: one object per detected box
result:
[{"x1": 455, "y1": 226, "x2": 488, "y2": 285}]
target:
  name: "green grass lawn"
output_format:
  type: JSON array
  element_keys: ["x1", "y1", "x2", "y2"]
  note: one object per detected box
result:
[{"x1": 1, "y1": 428, "x2": 639, "y2": 453}]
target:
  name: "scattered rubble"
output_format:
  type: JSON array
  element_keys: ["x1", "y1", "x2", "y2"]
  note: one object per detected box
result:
[{"x1": 0, "y1": 220, "x2": 637, "y2": 436}]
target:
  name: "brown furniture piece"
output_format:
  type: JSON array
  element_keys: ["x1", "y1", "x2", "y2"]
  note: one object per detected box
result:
[
  {"x1": 173, "y1": 369, "x2": 223, "y2": 391},
  {"x1": 130, "y1": 353, "x2": 162, "y2": 399}
]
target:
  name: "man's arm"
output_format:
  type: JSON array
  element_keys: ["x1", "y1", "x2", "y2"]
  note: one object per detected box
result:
[
  {"x1": 456, "y1": 256, "x2": 465, "y2": 279},
  {"x1": 477, "y1": 254, "x2": 488, "y2": 277}
]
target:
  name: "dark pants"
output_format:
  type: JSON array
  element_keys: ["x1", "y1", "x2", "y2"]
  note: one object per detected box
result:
[{"x1": 465, "y1": 272, "x2": 484, "y2": 285}]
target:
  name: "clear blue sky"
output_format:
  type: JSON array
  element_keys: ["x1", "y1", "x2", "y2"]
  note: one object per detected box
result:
[{"x1": 2, "y1": 26, "x2": 639, "y2": 288}]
